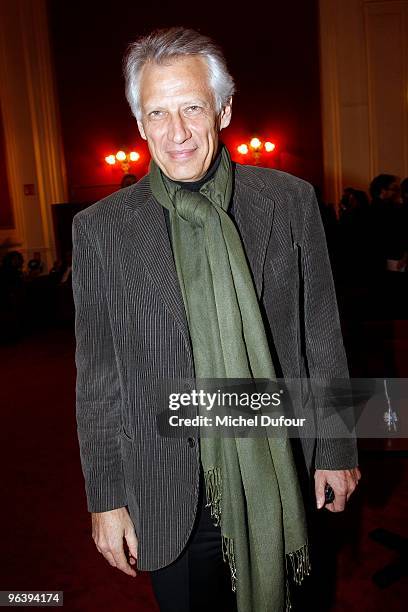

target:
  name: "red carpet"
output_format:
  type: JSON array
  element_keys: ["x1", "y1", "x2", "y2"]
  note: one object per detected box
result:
[{"x1": 0, "y1": 326, "x2": 406, "y2": 611}]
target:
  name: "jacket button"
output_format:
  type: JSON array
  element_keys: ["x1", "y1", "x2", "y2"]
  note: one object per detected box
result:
[{"x1": 187, "y1": 437, "x2": 196, "y2": 448}]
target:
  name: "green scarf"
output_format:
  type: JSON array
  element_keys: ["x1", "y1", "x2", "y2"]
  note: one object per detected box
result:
[{"x1": 149, "y1": 145, "x2": 310, "y2": 611}]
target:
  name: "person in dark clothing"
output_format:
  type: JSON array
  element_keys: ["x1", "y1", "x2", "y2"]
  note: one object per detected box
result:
[
  {"x1": 368, "y1": 174, "x2": 406, "y2": 274},
  {"x1": 336, "y1": 188, "x2": 371, "y2": 282},
  {"x1": 401, "y1": 177, "x2": 408, "y2": 207},
  {"x1": 0, "y1": 250, "x2": 26, "y2": 341},
  {"x1": 120, "y1": 173, "x2": 138, "y2": 188},
  {"x1": 401, "y1": 177, "x2": 408, "y2": 259},
  {"x1": 368, "y1": 174, "x2": 407, "y2": 318}
]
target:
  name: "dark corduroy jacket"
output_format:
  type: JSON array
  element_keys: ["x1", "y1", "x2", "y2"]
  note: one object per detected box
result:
[{"x1": 72, "y1": 163, "x2": 358, "y2": 571}]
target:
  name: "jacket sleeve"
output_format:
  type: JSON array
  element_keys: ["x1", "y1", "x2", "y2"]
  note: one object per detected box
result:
[
  {"x1": 72, "y1": 214, "x2": 128, "y2": 512},
  {"x1": 301, "y1": 183, "x2": 359, "y2": 470}
]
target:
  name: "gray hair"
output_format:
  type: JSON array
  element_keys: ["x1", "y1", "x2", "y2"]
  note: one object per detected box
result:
[{"x1": 123, "y1": 27, "x2": 236, "y2": 120}]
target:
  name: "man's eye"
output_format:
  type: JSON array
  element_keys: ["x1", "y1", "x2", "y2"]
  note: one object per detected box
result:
[
  {"x1": 185, "y1": 105, "x2": 202, "y2": 114},
  {"x1": 149, "y1": 110, "x2": 164, "y2": 120}
]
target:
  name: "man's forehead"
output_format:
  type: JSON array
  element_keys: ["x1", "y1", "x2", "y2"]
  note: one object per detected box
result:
[
  {"x1": 140, "y1": 56, "x2": 209, "y2": 88},
  {"x1": 139, "y1": 56, "x2": 213, "y2": 106}
]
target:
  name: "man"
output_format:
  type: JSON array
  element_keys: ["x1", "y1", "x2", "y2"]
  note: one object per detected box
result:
[
  {"x1": 72, "y1": 27, "x2": 360, "y2": 612},
  {"x1": 369, "y1": 174, "x2": 406, "y2": 273}
]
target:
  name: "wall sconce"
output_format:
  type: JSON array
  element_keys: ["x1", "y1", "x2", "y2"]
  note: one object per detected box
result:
[
  {"x1": 237, "y1": 138, "x2": 276, "y2": 164},
  {"x1": 105, "y1": 150, "x2": 141, "y2": 173}
]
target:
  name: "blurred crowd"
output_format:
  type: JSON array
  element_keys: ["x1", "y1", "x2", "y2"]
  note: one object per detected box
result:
[
  {"x1": 330, "y1": 174, "x2": 407, "y2": 277},
  {"x1": 317, "y1": 173, "x2": 407, "y2": 317},
  {"x1": 0, "y1": 248, "x2": 73, "y2": 342}
]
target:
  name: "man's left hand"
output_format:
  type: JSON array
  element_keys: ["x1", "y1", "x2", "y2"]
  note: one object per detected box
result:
[{"x1": 314, "y1": 468, "x2": 361, "y2": 512}]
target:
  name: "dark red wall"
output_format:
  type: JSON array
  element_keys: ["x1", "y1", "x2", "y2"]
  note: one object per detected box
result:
[{"x1": 48, "y1": 0, "x2": 322, "y2": 202}]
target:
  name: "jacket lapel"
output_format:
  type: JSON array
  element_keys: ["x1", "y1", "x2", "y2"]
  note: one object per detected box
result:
[
  {"x1": 232, "y1": 172, "x2": 276, "y2": 298},
  {"x1": 124, "y1": 192, "x2": 193, "y2": 359}
]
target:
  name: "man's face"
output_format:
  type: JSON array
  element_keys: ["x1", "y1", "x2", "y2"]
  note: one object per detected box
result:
[
  {"x1": 381, "y1": 180, "x2": 401, "y2": 204},
  {"x1": 137, "y1": 55, "x2": 232, "y2": 181}
]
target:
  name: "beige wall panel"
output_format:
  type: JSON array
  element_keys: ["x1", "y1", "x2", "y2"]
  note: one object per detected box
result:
[
  {"x1": 319, "y1": 0, "x2": 408, "y2": 204},
  {"x1": 365, "y1": 2, "x2": 408, "y2": 177},
  {"x1": 340, "y1": 105, "x2": 371, "y2": 189},
  {"x1": 336, "y1": 0, "x2": 369, "y2": 107}
]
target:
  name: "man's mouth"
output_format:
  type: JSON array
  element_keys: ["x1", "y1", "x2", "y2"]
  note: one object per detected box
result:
[{"x1": 167, "y1": 149, "x2": 197, "y2": 160}]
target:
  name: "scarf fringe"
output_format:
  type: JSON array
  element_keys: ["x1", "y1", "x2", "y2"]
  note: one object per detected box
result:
[
  {"x1": 286, "y1": 576, "x2": 291, "y2": 612},
  {"x1": 285, "y1": 542, "x2": 311, "y2": 585},
  {"x1": 222, "y1": 535, "x2": 237, "y2": 592},
  {"x1": 203, "y1": 467, "x2": 222, "y2": 526},
  {"x1": 285, "y1": 543, "x2": 312, "y2": 610},
  {"x1": 204, "y1": 468, "x2": 237, "y2": 591}
]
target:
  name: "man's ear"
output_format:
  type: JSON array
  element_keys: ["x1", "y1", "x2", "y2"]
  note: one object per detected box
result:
[
  {"x1": 219, "y1": 97, "x2": 233, "y2": 131},
  {"x1": 137, "y1": 120, "x2": 147, "y2": 141}
]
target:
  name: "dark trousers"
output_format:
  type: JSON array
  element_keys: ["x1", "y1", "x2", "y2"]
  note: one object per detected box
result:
[{"x1": 150, "y1": 467, "x2": 238, "y2": 612}]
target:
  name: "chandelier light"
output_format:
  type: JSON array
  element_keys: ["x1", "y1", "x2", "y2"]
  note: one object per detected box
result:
[
  {"x1": 105, "y1": 150, "x2": 141, "y2": 172},
  {"x1": 236, "y1": 137, "x2": 277, "y2": 164}
]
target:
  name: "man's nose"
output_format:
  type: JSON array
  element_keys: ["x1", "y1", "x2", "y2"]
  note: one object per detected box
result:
[{"x1": 168, "y1": 113, "x2": 191, "y2": 144}]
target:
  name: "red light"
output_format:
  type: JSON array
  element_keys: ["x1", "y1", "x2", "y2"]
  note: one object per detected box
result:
[
  {"x1": 237, "y1": 144, "x2": 249, "y2": 154},
  {"x1": 264, "y1": 142, "x2": 276, "y2": 152},
  {"x1": 250, "y1": 137, "x2": 262, "y2": 150}
]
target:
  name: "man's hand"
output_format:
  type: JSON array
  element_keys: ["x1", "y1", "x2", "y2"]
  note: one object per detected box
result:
[
  {"x1": 92, "y1": 507, "x2": 138, "y2": 576},
  {"x1": 315, "y1": 468, "x2": 361, "y2": 512}
]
